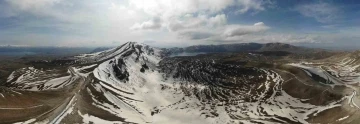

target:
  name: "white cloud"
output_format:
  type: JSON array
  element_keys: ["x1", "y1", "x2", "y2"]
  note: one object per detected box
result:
[
  {"x1": 128, "y1": 0, "x2": 273, "y2": 43},
  {"x1": 129, "y1": 0, "x2": 270, "y2": 32},
  {"x1": 175, "y1": 21, "x2": 271, "y2": 41},
  {"x1": 178, "y1": 30, "x2": 214, "y2": 40},
  {"x1": 131, "y1": 17, "x2": 162, "y2": 30},
  {"x1": 2, "y1": 0, "x2": 351, "y2": 47},
  {"x1": 167, "y1": 15, "x2": 207, "y2": 32},
  {"x1": 236, "y1": 0, "x2": 266, "y2": 14},
  {"x1": 223, "y1": 22, "x2": 270, "y2": 37},
  {"x1": 223, "y1": 33, "x2": 319, "y2": 43},
  {"x1": 129, "y1": 0, "x2": 265, "y2": 18},
  {"x1": 0, "y1": 0, "x2": 152, "y2": 46},
  {"x1": 166, "y1": 14, "x2": 227, "y2": 32},
  {"x1": 254, "y1": 22, "x2": 265, "y2": 26},
  {"x1": 296, "y1": 2, "x2": 339, "y2": 23},
  {"x1": 208, "y1": 14, "x2": 228, "y2": 28}
]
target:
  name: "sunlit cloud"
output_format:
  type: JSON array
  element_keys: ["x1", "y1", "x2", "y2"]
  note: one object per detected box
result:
[{"x1": 0, "y1": 0, "x2": 358, "y2": 47}]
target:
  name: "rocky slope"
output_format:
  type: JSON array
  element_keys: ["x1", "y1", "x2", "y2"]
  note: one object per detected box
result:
[{"x1": 1, "y1": 42, "x2": 360, "y2": 124}]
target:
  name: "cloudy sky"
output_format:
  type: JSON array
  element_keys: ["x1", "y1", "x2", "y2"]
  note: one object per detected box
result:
[{"x1": 0, "y1": 0, "x2": 359, "y2": 47}]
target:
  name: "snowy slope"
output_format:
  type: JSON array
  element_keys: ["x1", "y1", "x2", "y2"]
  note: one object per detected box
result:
[
  {"x1": 5, "y1": 42, "x2": 358, "y2": 124},
  {"x1": 83, "y1": 42, "x2": 347, "y2": 124}
]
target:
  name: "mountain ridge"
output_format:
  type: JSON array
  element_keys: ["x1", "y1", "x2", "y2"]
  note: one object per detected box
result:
[
  {"x1": 165, "y1": 42, "x2": 322, "y2": 55},
  {"x1": 1, "y1": 42, "x2": 360, "y2": 123}
]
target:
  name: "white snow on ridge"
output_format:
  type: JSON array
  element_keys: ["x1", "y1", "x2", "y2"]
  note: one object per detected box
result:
[
  {"x1": 87, "y1": 43, "x2": 346, "y2": 124},
  {"x1": 76, "y1": 42, "x2": 134, "y2": 63},
  {"x1": 6, "y1": 71, "x2": 16, "y2": 82},
  {"x1": 288, "y1": 63, "x2": 343, "y2": 86},
  {"x1": 72, "y1": 64, "x2": 98, "y2": 77},
  {"x1": 327, "y1": 57, "x2": 360, "y2": 84},
  {"x1": 13, "y1": 118, "x2": 36, "y2": 124},
  {"x1": 78, "y1": 111, "x2": 124, "y2": 124},
  {"x1": 5, "y1": 65, "x2": 82, "y2": 91},
  {"x1": 46, "y1": 76, "x2": 70, "y2": 86},
  {"x1": 90, "y1": 42, "x2": 180, "y2": 123},
  {"x1": 337, "y1": 115, "x2": 349, "y2": 122},
  {"x1": 50, "y1": 96, "x2": 76, "y2": 124}
]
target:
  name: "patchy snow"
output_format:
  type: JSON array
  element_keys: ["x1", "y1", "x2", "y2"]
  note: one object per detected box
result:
[
  {"x1": 7, "y1": 42, "x2": 352, "y2": 124},
  {"x1": 78, "y1": 111, "x2": 124, "y2": 124},
  {"x1": 6, "y1": 71, "x2": 16, "y2": 82},
  {"x1": 50, "y1": 96, "x2": 76, "y2": 124},
  {"x1": 43, "y1": 76, "x2": 72, "y2": 90},
  {"x1": 72, "y1": 64, "x2": 97, "y2": 77},
  {"x1": 88, "y1": 43, "x2": 346, "y2": 124},
  {"x1": 0, "y1": 104, "x2": 43, "y2": 110},
  {"x1": 6, "y1": 66, "x2": 76, "y2": 91},
  {"x1": 337, "y1": 115, "x2": 349, "y2": 122},
  {"x1": 326, "y1": 57, "x2": 360, "y2": 84},
  {"x1": 13, "y1": 118, "x2": 36, "y2": 124},
  {"x1": 288, "y1": 63, "x2": 343, "y2": 87}
]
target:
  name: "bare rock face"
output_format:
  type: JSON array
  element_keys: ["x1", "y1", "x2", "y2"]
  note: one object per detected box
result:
[{"x1": 1, "y1": 42, "x2": 360, "y2": 124}]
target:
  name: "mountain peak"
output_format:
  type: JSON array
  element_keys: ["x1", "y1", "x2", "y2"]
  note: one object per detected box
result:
[{"x1": 75, "y1": 42, "x2": 161, "y2": 64}]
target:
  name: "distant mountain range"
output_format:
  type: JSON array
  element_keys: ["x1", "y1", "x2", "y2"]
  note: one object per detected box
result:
[
  {"x1": 0, "y1": 46, "x2": 98, "y2": 57},
  {"x1": 0, "y1": 42, "x2": 334, "y2": 57},
  {"x1": 164, "y1": 42, "x2": 324, "y2": 55}
]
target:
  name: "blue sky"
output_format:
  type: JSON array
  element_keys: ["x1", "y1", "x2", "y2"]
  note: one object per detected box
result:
[{"x1": 0, "y1": 0, "x2": 359, "y2": 48}]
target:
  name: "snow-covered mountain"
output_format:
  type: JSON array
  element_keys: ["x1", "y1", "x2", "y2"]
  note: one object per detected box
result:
[{"x1": 2, "y1": 42, "x2": 360, "y2": 124}]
